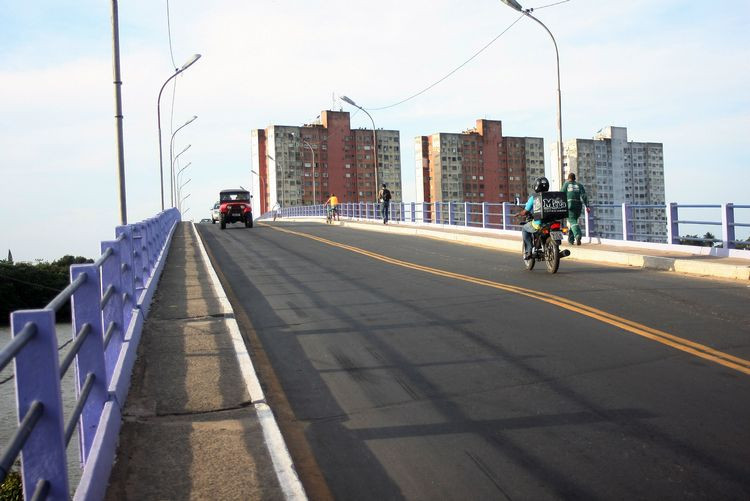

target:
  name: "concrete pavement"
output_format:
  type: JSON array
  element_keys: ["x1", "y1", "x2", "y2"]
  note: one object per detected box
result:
[{"x1": 105, "y1": 222, "x2": 304, "y2": 500}]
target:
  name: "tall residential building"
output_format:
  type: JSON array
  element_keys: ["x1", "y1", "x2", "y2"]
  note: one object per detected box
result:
[
  {"x1": 415, "y1": 119, "x2": 545, "y2": 212},
  {"x1": 555, "y1": 126, "x2": 666, "y2": 241},
  {"x1": 251, "y1": 110, "x2": 402, "y2": 215}
]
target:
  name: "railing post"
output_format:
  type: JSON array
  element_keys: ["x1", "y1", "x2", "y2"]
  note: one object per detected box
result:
[
  {"x1": 502, "y1": 202, "x2": 512, "y2": 230},
  {"x1": 400, "y1": 201, "x2": 405, "y2": 222},
  {"x1": 584, "y1": 207, "x2": 592, "y2": 239},
  {"x1": 11, "y1": 310, "x2": 69, "y2": 499},
  {"x1": 144, "y1": 219, "x2": 155, "y2": 274},
  {"x1": 464, "y1": 202, "x2": 469, "y2": 227},
  {"x1": 422, "y1": 202, "x2": 428, "y2": 223},
  {"x1": 666, "y1": 202, "x2": 679, "y2": 245},
  {"x1": 70, "y1": 264, "x2": 109, "y2": 464},
  {"x1": 115, "y1": 225, "x2": 136, "y2": 332},
  {"x1": 411, "y1": 202, "x2": 416, "y2": 223},
  {"x1": 621, "y1": 203, "x2": 631, "y2": 241},
  {"x1": 100, "y1": 240, "x2": 123, "y2": 383},
  {"x1": 435, "y1": 203, "x2": 441, "y2": 224},
  {"x1": 722, "y1": 203, "x2": 735, "y2": 249},
  {"x1": 448, "y1": 201, "x2": 455, "y2": 226},
  {"x1": 482, "y1": 202, "x2": 488, "y2": 229},
  {"x1": 130, "y1": 224, "x2": 144, "y2": 297}
]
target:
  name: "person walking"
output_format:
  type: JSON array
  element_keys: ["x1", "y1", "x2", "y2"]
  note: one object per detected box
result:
[
  {"x1": 561, "y1": 172, "x2": 590, "y2": 245},
  {"x1": 378, "y1": 183, "x2": 392, "y2": 224}
]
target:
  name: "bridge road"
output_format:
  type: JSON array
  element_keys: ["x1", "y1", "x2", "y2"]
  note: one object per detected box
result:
[{"x1": 196, "y1": 220, "x2": 750, "y2": 500}]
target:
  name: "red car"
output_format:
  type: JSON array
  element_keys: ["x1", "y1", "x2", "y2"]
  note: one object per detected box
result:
[{"x1": 218, "y1": 189, "x2": 253, "y2": 229}]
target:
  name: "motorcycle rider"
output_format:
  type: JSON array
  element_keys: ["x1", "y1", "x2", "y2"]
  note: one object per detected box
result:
[{"x1": 518, "y1": 176, "x2": 550, "y2": 260}]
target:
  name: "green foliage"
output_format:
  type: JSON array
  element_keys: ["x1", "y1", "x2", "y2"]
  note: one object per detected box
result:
[
  {"x1": 0, "y1": 471, "x2": 22, "y2": 501},
  {"x1": 679, "y1": 232, "x2": 719, "y2": 247},
  {"x1": 0, "y1": 255, "x2": 93, "y2": 326}
]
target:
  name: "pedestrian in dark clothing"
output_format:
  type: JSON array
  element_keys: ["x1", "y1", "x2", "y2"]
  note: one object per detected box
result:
[
  {"x1": 560, "y1": 172, "x2": 590, "y2": 245},
  {"x1": 378, "y1": 183, "x2": 392, "y2": 224}
]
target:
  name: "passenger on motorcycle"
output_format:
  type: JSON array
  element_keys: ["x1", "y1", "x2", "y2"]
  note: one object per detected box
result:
[{"x1": 518, "y1": 177, "x2": 550, "y2": 260}]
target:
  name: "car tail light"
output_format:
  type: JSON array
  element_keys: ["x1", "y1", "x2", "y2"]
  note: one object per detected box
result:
[{"x1": 550, "y1": 222, "x2": 561, "y2": 230}]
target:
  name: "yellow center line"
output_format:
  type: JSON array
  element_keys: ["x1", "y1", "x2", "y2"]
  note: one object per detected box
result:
[{"x1": 264, "y1": 223, "x2": 750, "y2": 376}]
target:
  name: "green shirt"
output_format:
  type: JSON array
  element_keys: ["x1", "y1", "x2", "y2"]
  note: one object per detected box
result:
[{"x1": 561, "y1": 180, "x2": 588, "y2": 209}]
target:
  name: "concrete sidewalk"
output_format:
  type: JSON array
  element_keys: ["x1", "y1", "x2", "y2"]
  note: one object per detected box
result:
[
  {"x1": 284, "y1": 218, "x2": 750, "y2": 281},
  {"x1": 105, "y1": 223, "x2": 302, "y2": 500}
]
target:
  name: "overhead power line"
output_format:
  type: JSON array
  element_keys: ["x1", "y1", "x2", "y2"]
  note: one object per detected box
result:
[
  {"x1": 366, "y1": 14, "x2": 524, "y2": 111},
  {"x1": 362, "y1": 0, "x2": 570, "y2": 112}
]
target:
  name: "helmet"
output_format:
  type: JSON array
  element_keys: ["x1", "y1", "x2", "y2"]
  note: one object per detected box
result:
[{"x1": 533, "y1": 177, "x2": 549, "y2": 193}]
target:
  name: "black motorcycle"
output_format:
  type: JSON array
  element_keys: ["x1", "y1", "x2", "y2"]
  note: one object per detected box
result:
[{"x1": 520, "y1": 217, "x2": 570, "y2": 274}]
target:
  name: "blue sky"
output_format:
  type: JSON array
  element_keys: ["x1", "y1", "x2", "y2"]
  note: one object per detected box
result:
[{"x1": 1, "y1": 0, "x2": 749, "y2": 261}]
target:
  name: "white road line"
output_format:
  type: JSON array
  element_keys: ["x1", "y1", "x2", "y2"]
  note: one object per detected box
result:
[{"x1": 191, "y1": 223, "x2": 307, "y2": 501}]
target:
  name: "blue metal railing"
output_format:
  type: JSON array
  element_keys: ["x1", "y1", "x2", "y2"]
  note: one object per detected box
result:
[
  {"x1": 0, "y1": 208, "x2": 180, "y2": 500},
  {"x1": 261, "y1": 201, "x2": 749, "y2": 250}
]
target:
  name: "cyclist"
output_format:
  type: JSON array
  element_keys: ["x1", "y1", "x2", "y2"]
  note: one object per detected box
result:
[
  {"x1": 517, "y1": 177, "x2": 549, "y2": 260},
  {"x1": 324, "y1": 193, "x2": 340, "y2": 222}
]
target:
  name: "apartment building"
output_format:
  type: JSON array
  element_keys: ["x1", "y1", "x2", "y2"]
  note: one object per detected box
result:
[
  {"x1": 251, "y1": 110, "x2": 402, "y2": 214},
  {"x1": 555, "y1": 126, "x2": 666, "y2": 241},
  {"x1": 415, "y1": 119, "x2": 545, "y2": 211}
]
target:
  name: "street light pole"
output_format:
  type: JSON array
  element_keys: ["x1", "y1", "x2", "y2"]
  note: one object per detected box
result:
[
  {"x1": 176, "y1": 162, "x2": 191, "y2": 192},
  {"x1": 157, "y1": 54, "x2": 201, "y2": 210},
  {"x1": 302, "y1": 140, "x2": 316, "y2": 205},
  {"x1": 340, "y1": 95, "x2": 378, "y2": 199},
  {"x1": 110, "y1": 0, "x2": 127, "y2": 224},
  {"x1": 171, "y1": 144, "x2": 191, "y2": 207},
  {"x1": 499, "y1": 0, "x2": 563, "y2": 188},
  {"x1": 176, "y1": 163, "x2": 191, "y2": 206},
  {"x1": 180, "y1": 193, "x2": 191, "y2": 213},
  {"x1": 251, "y1": 169, "x2": 265, "y2": 215},
  {"x1": 178, "y1": 179, "x2": 192, "y2": 212},
  {"x1": 169, "y1": 115, "x2": 197, "y2": 206},
  {"x1": 267, "y1": 154, "x2": 280, "y2": 209}
]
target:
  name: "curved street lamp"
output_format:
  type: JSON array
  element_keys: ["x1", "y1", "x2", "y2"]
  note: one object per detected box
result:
[
  {"x1": 171, "y1": 144, "x2": 191, "y2": 207},
  {"x1": 302, "y1": 140, "x2": 317, "y2": 205},
  {"x1": 157, "y1": 54, "x2": 201, "y2": 210},
  {"x1": 179, "y1": 193, "x2": 191, "y2": 213},
  {"x1": 176, "y1": 161, "x2": 192, "y2": 202},
  {"x1": 178, "y1": 179, "x2": 192, "y2": 211},
  {"x1": 169, "y1": 115, "x2": 197, "y2": 206},
  {"x1": 499, "y1": 0, "x2": 563, "y2": 188},
  {"x1": 340, "y1": 95, "x2": 378, "y2": 199}
]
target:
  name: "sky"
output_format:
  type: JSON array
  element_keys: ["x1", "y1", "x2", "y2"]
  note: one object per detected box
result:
[{"x1": 1, "y1": 0, "x2": 748, "y2": 262}]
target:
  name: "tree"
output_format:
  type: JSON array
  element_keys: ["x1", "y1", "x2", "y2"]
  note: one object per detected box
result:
[
  {"x1": 679, "y1": 232, "x2": 718, "y2": 247},
  {"x1": 6, "y1": 249, "x2": 12, "y2": 264},
  {"x1": 0, "y1": 255, "x2": 93, "y2": 326}
]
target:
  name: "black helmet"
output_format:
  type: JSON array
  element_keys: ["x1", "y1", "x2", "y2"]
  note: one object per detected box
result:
[{"x1": 533, "y1": 177, "x2": 549, "y2": 193}]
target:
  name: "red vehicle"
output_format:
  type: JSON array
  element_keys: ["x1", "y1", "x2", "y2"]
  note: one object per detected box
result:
[{"x1": 218, "y1": 189, "x2": 253, "y2": 229}]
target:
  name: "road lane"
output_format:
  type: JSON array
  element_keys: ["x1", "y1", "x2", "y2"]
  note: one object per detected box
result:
[{"x1": 197, "y1": 221, "x2": 750, "y2": 500}]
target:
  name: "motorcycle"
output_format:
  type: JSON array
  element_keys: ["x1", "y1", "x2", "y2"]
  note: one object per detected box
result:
[{"x1": 520, "y1": 216, "x2": 571, "y2": 274}]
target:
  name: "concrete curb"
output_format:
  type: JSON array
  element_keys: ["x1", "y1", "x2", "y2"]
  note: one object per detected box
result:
[
  {"x1": 273, "y1": 218, "x2": 750, "y2": 281},
  {"x1": 190, "y1": 222, "x2": 308, "y2": 501}
]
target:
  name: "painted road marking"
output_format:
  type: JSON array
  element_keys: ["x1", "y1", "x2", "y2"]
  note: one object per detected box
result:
[{"x1": 265, "y1": 223, "x2": 750, "y2": 377}]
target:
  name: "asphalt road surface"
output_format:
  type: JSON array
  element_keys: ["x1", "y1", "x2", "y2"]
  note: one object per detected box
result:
[{"x1": 196, "y1": 220, "x2": 750, "y2": 501}]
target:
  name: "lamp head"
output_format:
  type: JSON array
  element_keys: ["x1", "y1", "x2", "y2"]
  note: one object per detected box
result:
[
  {"x1": 181, "y1": 54, "x2": 202, "y2": 71},
  {"x1": 340, "y1": 95, "x2": 357, "y2": 107},
  {"x1": 499, "y1": 0, "x2": 524, "y2": 11}
]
